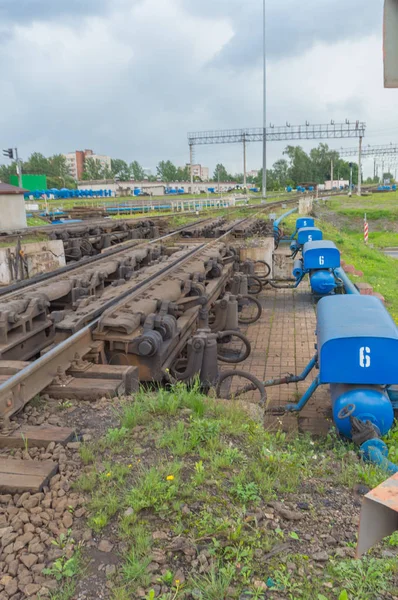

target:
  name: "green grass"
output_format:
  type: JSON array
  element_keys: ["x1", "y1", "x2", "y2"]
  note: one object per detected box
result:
[
  {"x1": 70, "y1": 383, "x2": 397, "y2": 599},
  {"x1": 283, "y1": 211, "x2": 398, "y2": 323},
  {"x1": 328, "y1": 190, "x2": 398, "y2": 220},
  {"x1": 27, "y1": 216, "x2": 50, "y2": 226}
]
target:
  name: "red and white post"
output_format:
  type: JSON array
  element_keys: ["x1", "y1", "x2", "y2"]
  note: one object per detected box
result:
[{"x1": 364, "y1": 213, "x2": 369, "y2": 244}]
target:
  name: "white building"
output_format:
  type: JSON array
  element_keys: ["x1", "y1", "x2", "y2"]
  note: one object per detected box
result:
[
  {"x1": 325, "y1": 179, "x2": 349, "y2": 190},
  {"x1": 187, "y1": 164, "x2": 209, "y2": 182},
  {"x1": 63, "y1": 150, "x2": 112, "y2": 180}
]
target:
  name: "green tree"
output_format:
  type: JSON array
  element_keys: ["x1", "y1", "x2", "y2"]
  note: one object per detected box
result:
[
  {"x1": 48, "y1": 154, "x2": 70, "y2": 184},
  {"x1": 309, "y1": 143, "x2": 339, "y2": 183},
  {"x1": 272, "y1": 159, "x2": 291, "y2": 188},
  {"x1": 0, "y1": 162, "x2": 17, "y2": 183},
  {"x1": 157, "y1": 160, "x2": 177, "y2": 183},
  {"x1": 175, "y1": 166, "x2": 190, "y2": 182},
  {"x1": 382, "y1": 171, "x2": 394, "y2": 182},
  {"x1": 130, "y1": 161, "x2": 145, "y2": 181},
  {"x1": 283, "y1": 146, "x2": 313, "y2": 185},
  {"x1": 255, "y1": 168, "x2": 279, "y2": 191},
  {"x1": 82, "y1": 158, "x2": 106, "y2": 180},
  {"x1": 23, "y1": 152, "x2": 50, "y2": 175},
  {"x1": 213, "y1": 164, "x2": 230, "y2": 182},
  {"x1": 111, "y1": 159, "x2": 131, "y2": 180}
]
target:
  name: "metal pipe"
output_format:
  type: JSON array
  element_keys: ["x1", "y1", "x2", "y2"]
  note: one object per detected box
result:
[
  {"x1": 360, "y1": 439, "x2": 398, "y2": 475},
  {"x1": 334, "y1": 267, "x2": 359, "y2": 295},
  {"x1": 285, "y1": 375, "x2": 320, "y2": 412},
  {"x1": 263, "y1": 355, "x2": 317, "y2": 387},
  {"x1": 273, "y1": 207, "x2": 298, "y2": 231}
]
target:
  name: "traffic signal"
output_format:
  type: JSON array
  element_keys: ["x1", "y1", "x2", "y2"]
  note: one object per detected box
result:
[{"x1": 2, "y1": 148, "x2": 14, "y2": 159}]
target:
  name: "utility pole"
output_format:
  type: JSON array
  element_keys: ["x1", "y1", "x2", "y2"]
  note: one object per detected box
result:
[
  {"x1": 243, "y1": 133, "x2": 247, "y2": 190},
  {"x1": 357, "y1": 136, "x2": 362, "y2": 196},
  {"x1": 373, "y1": 157, "x2": 376, "y2": 181},
  {"x1": 349, "y1": 162, "x2": 353, "y2": 197},
  {"x1": 261, "y1": 0, "x2": 267, "y2": 200},
  {"x1": 2, "y1": 147, "x2": 22, "y2": 187},
  {"x1": 330, "y1": 158, "x2": 334, "y2": 189},
  {"x1": 189, "y1": 143, "x2": 193, "y2": 193},
  {"x1": 15, "y1": 148, "x2": 22, "y2": 188}
]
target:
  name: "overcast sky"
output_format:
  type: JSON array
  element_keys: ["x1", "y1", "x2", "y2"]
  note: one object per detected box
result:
[{"x1": 0, "y1": 0, "x2": 396, "y2": 177}]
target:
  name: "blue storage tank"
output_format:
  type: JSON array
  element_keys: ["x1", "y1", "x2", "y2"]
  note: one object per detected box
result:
[
  {"x1": 297, "y1": 227, "x2": 323, "y2": 246},
  {"x1": 317, "y1": 295, "x2": 397, "y2": 437}
]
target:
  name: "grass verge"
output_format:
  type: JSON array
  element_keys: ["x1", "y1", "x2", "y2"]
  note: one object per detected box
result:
[{"x1": 72, "y1": 383, "x2": 398, "y2": 599}]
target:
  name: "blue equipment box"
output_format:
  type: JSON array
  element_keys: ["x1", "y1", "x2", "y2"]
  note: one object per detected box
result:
[
  {"x1": 296, "y1": 217, "x2": 314, "y2": 230},
  {"x1": 303, "y1": 240, "x2": 340, "y2": 270},
  {"x1": 317, "y1": 295, "x2": 398, "y2": 384},
  {"x1": 297, "y1": 227, "x2": 323, "y2": 246}
]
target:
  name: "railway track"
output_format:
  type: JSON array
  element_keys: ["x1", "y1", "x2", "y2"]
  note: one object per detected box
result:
[{"x1": 0, "y1": 199, "x2": 296, "y2": 428}]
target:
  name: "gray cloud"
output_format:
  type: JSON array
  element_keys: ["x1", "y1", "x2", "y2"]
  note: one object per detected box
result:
[
  {"x1": 0, "y1": 0, "x2": 392, "y2": 181},
  {"x1": 0, "y1": 0, "x2": 112, "y2": 24},
  {"x1": 183, "y1": 0, "x2": 382, "y2": 66}
]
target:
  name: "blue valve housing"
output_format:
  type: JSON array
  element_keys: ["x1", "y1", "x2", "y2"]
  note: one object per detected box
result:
[
  {"x1": 303, "y1": 240, "x2": 340, "y2": 271},
  {"x1": 297, "y1": 227, "x2": 323, "y2": 246},
  {"x1": 316, "y1": 295, "x2": 398, "y2": 437},
  {"x1": 296, "y1": 217, "x2": 314, "y2": 230}
]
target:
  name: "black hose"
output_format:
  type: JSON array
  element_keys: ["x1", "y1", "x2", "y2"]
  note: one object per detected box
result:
[
  {"x1": 247, "y1": 275, "x2": 263, "y2": 295},
  {"x1": 217, "y1": 330, "x2": 251, "y2": 364},
  {"x1": 238, "y1": 295, "x2": 262, "y2": 324},
  {"x1": 215, "y1": 369, "x2": 267, "y2": 406},
  {"x1": 254, "y1": 260, "x2": 271, "y2": 281}
]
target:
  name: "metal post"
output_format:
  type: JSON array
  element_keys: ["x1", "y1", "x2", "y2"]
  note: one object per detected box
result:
[
  {"x1": 243, "y1": 133, "x2": 247, "y2": 190},
  {"x1": 357, "y1": 136, "x2": 362, "y2": 196},
  {"x1": 382, "y1": 158, "x2": 385, "y2": 183},
  {"x1": 15, "y1": 148, "x2": 22, "y2": 188},
  {"x1": 331, "y1": 158, "x2": 333, "y2": 189},
  {"x1": 349, "y1": 162, "x2": 353, "y2": 197},
  {"x1": 374, "y1": 158, "x2": 376, "y2": 182},
  {"x1": 262, "y1": 0, "x2": 267, "y2": 200},
  {"x1": 189, "y1": 143, "x2": 193, "y2": 193}
]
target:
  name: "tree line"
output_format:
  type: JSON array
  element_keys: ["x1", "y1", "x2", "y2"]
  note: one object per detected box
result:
[{"x1": 0, "y1": 144, "x2": 387, "y2": 190}]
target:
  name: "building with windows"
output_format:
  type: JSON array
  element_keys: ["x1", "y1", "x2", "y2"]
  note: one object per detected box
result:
[
  {"x1": 63, "y1": 150, "x2": 111, "y2": 180},
  {"x1": 186, "y1": 164, "x2": 209, "y2": 182}
]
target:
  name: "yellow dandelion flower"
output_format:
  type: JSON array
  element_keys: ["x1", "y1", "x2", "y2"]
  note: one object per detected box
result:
[
  {"x1": 128, "y1": 464, "x2": 133, "y2": 468},
  {"x1": 166, "y1": 475, "x2": 174, "y2": 481},
  {"x1": 175, "y1": 579, "x2": 180, "y2": 585},
  {"x1": 106, "y1": 472, "x2": 112, "y2": 477}
]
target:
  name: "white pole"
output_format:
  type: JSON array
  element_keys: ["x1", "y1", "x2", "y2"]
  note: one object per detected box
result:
[
  {"x1": 261, "y1": 0, "x2": 267, "y2": 200},
  {"x1": 358, "y1": 136, "x2": 362, "y2": 196}
]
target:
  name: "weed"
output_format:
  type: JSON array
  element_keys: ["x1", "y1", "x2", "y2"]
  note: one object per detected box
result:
[
  {"x1": 328, "y1": 557, "x2": 396, "y2": 599},
  {"x1": 122, "y1": 548, "x2": 151, "y2": 587},
  {"x1": 58, "y1": 400, "x2": 74, "y2": 411},
  {"x1": 21, "y1": 433, "x2": 29, "y2": 453},
  {"x1": 188, "y1": 563, "x2": 235, "y2": 600},
  {"x1": 105, "y1": 426, "x2": 129, "y2": 445},
  {"x1": 79, "y1": 444, "x2": 95, "y2": 465},
  {"x1": 43, "y1": 549, "x2": 81, "y2": 581},
  {"x1": 231, "y1": 481, "x2": 260, "y2": 505},
  {"x1": 88, "y1": 490, "x2": 121, "y2": 531},
  {"x1": 387, "y1": 531, "x2": 398, "y2": 547},
  {"x1": 51, "y1": 530, "x2": 74, "y2": 549},
  {"x1": 73, "y1": 471, "x2": 97, "y2": 493},
  {"x1": 126, "y1": 462, "x2": 181, "y2": 514}
]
